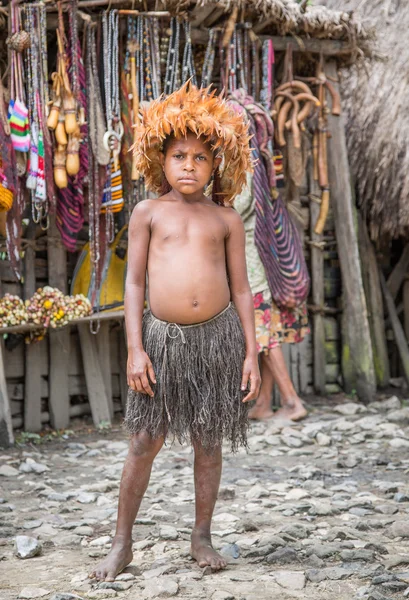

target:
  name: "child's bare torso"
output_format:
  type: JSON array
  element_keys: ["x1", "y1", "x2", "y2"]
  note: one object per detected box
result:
[{"x1": 146, "y1": 198, "x2": 232, "y2": 324}]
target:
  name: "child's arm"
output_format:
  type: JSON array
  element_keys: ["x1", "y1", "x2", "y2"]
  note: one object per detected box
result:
[
  {"x1": 225, "y1": 209, "x2": 261, "y2": 403},
  {"x1": 125, "y1": 201, "x2": 156, "y2": 397}
]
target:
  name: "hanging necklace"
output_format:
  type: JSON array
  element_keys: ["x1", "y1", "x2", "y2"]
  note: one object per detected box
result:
[
  {"x1": 144, "y1": 18, "x2": 153, "y2": 101},
  {"x1": 86, "y1": 24, "x2": 101, "y2": 268},
  {"x1": 151, "y1": 18, "x2": 161, "y2": 98},
  {"x1": 164, "y1": 17, "x2": 180, "y2": 95},
  {"x1": 201, "y1": 28, "x2": 217, "y2": 88},
  {"x1": 181, "y1": 20, "x2": 197, "y2": 86},
  {"x1": 236, "y1": 28, "x2": 246, "y2": 90}
]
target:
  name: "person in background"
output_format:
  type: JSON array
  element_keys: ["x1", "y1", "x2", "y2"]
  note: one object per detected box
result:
[{"x1": 235, "y1": 175, "x2": 309, "y2": 421}]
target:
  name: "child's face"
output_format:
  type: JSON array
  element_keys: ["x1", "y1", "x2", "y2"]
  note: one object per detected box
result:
[{"x1": 161, "y1": 133, "x2": 220, "y2": 196}]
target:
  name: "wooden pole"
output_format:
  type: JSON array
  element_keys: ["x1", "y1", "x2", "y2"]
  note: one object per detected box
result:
[
  {"x1": 380, "y1": 270, "x2": 409, "y2": 386},
  {"x1": 404, "y1": 279, "x2": 409, "y2": 341},
  {"x1": 309, "y1": 161, "x2": 326, "y2": 395},
  {"x1": 47, "y1": 216, "x2": 71, "y2": 430},
  {"x1": 357, "y1": 213, "x2": 390, "y2": 388},
  {"x1": 0, "y1": 280, "x2": 13, "y2": 446},
  {"x1": 24, "y1": 223, "x2": 44, "y2": 432},
  {"x1": 387, "y1": 244, "x2": 409, "y2": 300},
  {"x1": 325, "y1": 60, "x2": 376, "y2": 402}
]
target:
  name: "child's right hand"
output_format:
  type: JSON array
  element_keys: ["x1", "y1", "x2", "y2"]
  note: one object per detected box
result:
[{"x1": 127, "y1": 349, "x2": 156, "y2": 397}]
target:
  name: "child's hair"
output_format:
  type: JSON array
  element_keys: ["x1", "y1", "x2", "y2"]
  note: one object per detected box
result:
[{"x1": 161, "y1": 133, "x2": 224, "y2": 207}]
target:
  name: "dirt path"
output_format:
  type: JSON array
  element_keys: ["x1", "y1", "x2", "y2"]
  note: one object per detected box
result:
[{"x1": 1, "y1": 396, "x2": 409, "y2": 600}]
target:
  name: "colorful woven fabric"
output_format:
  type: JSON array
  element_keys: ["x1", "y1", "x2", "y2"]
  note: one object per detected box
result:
[
  {"x1": 8, "y1": 98, "x2": 30, "y2": 152},
  {"x1": 101, "y1": 158, "x2": 124, "y2": 214}
]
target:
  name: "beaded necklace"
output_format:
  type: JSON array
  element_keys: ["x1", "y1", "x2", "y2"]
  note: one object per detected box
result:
[
  {"x1": 136, "y1": 16, "x2": 144, "y2": 101},
  {"x1": 86, "y1": 24, "x2": 101, "y2": 268},
  {"x1": 102, "y1": 10, "x2": 122, "y2": 241},
  {"x1": 24, "y1": 4, "x2": 48, "y2": 227},
  {"x1": 236, "y1": 28, "x2": 246, "y2": 90},
  {"x1": 181, "y1": 20, "x2": 197, "y2": 87},
  {"x1": 251, "y1": 35, "x2": 260, "y2": 100},
  {"x1": 68, "y1": 0, "x2": 79, "y2": 100},
  {"x1": 201, "y1": 28, "x2": 217, "y2": 88},
  {"x1": 151, "y1": 18, "x2": 161, "y2": 98},
  {"x1": 164, "y1": 17, "x2": 180, "y2": 96},
  {"x1": 144, "y1": 18, "x2": 153, "y2": 101}
]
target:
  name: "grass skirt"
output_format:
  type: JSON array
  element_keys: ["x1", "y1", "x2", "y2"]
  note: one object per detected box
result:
[{"x1": 125, "y1": 303, "x2": 248, "y2": 452}]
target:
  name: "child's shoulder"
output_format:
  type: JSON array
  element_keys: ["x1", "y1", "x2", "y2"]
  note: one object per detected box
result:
[
  {"x1": 217, "y1": 204, "x2": 243, "y2": 226},
  {"x1": 130, "y1": 198, "x2": 161, "y2": 218}
]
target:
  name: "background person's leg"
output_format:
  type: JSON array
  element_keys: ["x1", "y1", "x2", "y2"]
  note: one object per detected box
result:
[
  {"x1": 267, "y1": 346, "x2": 307, "y2": 421},
  {"x1": 90, "y1": 431, "x2": 164, "y2": 581},
  {"x1": 191, "y1": 441, "x2": 226, "y2": 570}
]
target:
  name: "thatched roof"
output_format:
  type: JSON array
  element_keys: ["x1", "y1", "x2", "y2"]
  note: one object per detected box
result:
[
  {"x1": 320, "y1": 0, "x2": 407, "y2": 240},
  {"x1": 162, "y1": 1, "x2": 371, "y2": 48}
]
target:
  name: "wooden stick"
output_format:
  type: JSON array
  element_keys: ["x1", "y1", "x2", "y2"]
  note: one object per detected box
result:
[
  {"x1": 386, "y1": 243, "x2": 409, "y2": 301},
  {"x1": 380, "y1": 269, "x2": 409, "y2": 386},
  {"x1": 358, "y1": 213, "x2": 390, "y2": 388}
]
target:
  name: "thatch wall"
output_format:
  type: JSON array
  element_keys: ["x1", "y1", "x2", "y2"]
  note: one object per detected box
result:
[
  {"x1": 321, "y1": 0, "x2": 407, "y2": 240},
  {"x1": 163, "y1": 0, "x2": 370, "y2": 46}
]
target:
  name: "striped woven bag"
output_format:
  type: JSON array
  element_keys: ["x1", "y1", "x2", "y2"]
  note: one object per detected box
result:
[{"x1": 250, "y1": 118, "x2": 310, "y2": 308}]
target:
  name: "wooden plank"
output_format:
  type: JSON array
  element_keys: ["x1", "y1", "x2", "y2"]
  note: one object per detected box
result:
[
  {"x1": 404, "y1": 280, "x2": 409, "y2": 341},
  {"x1": 47, "y1": 214, "x2": 70, "y2": 430},
  {"x1": 96, "y1": 321, "x2": 114, "y2": 419},
  {"x1": 192, "y1": 26, "x2": 353, "y2": 56},
  {"x1": 0, "y1": 336, "x2": 13, "y2": 446},
  {"x1": 69, "y1": 331, "x2": 84, "y2": 375},
  {"x1": 387, "y1": 244, "x2": 409, "y2": 300},
  {"x1": 289, "y1": 344, "x2": 300, "y2": 394},
  {"x1": 0, "y1": 308, "x2": 124, "y2": 336},
  {"x1": 358, "y1": 213, "x2": 390, "y2": 388},
  {"x1": 78, "y1": 323, "x2": 112, "y2": 426},
  {"x1": 325, "y1": 60, "x2": 376, "y2": 402},
  {"x1": 24, "y1": 223, "x2": 43, "y2": 432},
  {"x1": 325, "y1": 363, "x2": 340, "y2": 384},
  {"x1": 380, "y1": 270, "x2": 409, "y2": 386},
  {"x1": 309, "y1": 159, "x2": 326, "y2": 395},
  {"x1": 298, "y1": 335, "x2": 311, "y2": 395}
]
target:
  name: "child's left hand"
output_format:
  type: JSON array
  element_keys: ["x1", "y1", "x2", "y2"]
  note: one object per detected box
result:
[{"x1": 241, "y1": 355, "x2": 261, "y2": 402}]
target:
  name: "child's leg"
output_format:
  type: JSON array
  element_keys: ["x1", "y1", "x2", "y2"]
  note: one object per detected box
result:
[
  {"x1": 190, "y1": 441, "x2": 227, "y2": 571},
  {"x1": 90, "y1": 431, "x2": 164, "y2": 581}
]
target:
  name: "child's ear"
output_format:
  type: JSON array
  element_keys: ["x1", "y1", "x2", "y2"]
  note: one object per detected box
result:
[{"x1": 213, "y1": 156, "x2": 222, "y2": 171}]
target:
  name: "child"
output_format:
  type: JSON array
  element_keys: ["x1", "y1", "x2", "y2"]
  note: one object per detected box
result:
[{"x1": 90, "y1": 84, "x2": 260, "y2": 581}]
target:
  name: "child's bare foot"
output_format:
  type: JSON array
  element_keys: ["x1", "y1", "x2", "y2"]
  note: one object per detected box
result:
[
  {"x1": 191, "y1": 528, "x2": 227, "y2": 571},
  {"x1": 89, "y1": 537, "x2": 133, "y2": 582},
  {"x1": 248, "y1": 403, "x2": 275, "y2": 421},
  {"x1": 274, "y1": 397, "x2": 307, "y2": 422}
]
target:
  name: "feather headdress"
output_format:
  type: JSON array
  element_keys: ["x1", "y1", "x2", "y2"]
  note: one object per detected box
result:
[{"x1": 132, "y1": 82, "x2": 253, "y2": 206}]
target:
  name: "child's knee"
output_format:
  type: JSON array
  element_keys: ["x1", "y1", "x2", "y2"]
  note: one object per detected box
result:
[
  {"x1": 129, "y1": 431, "x2": 162, "y2": 458},
  {"x1": 194, "y1": 443, "x2": 222, "y2": 465}
]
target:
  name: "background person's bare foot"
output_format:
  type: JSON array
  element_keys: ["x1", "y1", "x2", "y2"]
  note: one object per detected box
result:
[
  {"x1": 248, "y1": 404, "x2": 275, "y2": 421},
  {"x1": 273, "y1": 397, "x2": 307, "y2": 422},
  {"x1": 89, "y1": 538, "x2": 133, "y2": 582},
  {"x1": 191, "y1": 528, "x2": 227, "y2": 571}
]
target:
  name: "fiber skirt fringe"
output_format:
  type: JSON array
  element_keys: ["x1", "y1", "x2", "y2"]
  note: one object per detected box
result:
[{"x1": 125, "y1": 303, "x2": 248, "y2": 452}]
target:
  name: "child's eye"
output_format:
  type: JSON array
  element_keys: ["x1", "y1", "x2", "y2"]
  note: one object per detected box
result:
[
  {"x1": 173, "y1": 154, "x2": 183, "y2": 159},
  {"x1": 196, "y1": 156, "x2": 206, "y2": 161}
]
